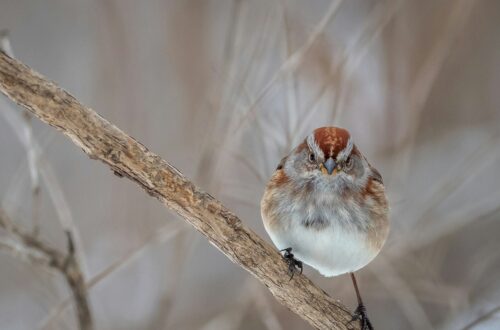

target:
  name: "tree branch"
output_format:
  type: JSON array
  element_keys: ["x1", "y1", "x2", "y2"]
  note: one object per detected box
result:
[
  {"x1": 0, "y1": 50, "x2": 357, "y2": 330},
  {"x1": 0, "y1": 209, "x2": 92, "y2": 330}
]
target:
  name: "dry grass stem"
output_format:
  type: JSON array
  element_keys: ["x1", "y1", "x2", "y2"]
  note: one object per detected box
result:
[
  {"x1": 297, "y1": 0, "x2": 403, "y2": 136},
  {"x1": 230, "y1": 0, "x2": 344, "y2": 135},
  {"x1": 460, "y1": 305, "x2": 500, "y2": 330},
  {"x1": 0, "y1": 32, "x2": 88, "y2": 275},
  {"x1": 0, "y1": 209, "x2": 92, "y2": 330},
  {"x1": 40, "y1": 221, "x2": 185, "y2": 330},
  {"x1": 391, "y1": 0, "x2": 477, "y2": 181}
]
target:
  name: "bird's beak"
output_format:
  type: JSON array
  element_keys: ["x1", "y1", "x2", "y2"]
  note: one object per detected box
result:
[{"x1": 321, "y1": 158, "x2": 336, "y2": 175}]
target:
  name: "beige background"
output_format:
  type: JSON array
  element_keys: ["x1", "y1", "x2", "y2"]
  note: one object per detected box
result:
[{"x1": 1, "y1": 0, "x2": 500, "y2": 329}]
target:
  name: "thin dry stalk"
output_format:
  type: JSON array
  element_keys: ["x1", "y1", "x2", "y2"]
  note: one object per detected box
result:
[
  {"x1": 40, "y1": 221, "x2": 184, "y2": 330},
  {"x1": 460, "y1": 305, "x2": 500, "y2": 330},
  {"x1": 392, "y1": 135, "x2": 500, "y2": 256},
  {"x1": 390, "y1": 0, "x2": 476, "y2": 181},
  {"x1": 0, "y1": 209, "x2": 92, "y2": 330},
  {"x1": 330, "y1": 0, "x2": 404, "y2": 124},
  {"x1": 1, "y1": 108, "x2": 88, "y2": 275},
  {"x1": 230, "y1": 8, "x2": 276, "y2": 116},
  {"x1": 0, "y1": 33, "x2": 88, "y2": 275},
  {"x1": 252, "y1": 284, "x2": 284, "y2": 330},
  {"x1": 371, "y1": 256, "x2": 432, "y2": 330},
  {"x1": 200, "y1": 280, "x2": 282, "y2": 330},
  {"x1": 297, "y1": 0, "x2": 403, "y2": 137},
  {"x1": 402, "y1": 190, "x2": 500, "y2": 258},
  {"x1": 230, "y1": 0, "x2": 344, "y2": 135},
  {"x1": 0, "y1": 51, "x2": 359, "y2": 330},
  {"x1": 200, "y1": 280, "x2": 255, "y2": 330},
  {"x1": 280, "y1": 0, "x2": 300, "y2": 148},
  {"x1": 0, "y1": 30, "x2": 41, "y2": 232},
  {"x1": 412, "y1": 135, "x2": 498, "y2": 228}
]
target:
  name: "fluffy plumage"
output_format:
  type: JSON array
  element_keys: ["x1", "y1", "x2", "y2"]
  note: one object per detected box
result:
[{"x1": 261, "y1": 127, "x2": 389, "y2": 277}]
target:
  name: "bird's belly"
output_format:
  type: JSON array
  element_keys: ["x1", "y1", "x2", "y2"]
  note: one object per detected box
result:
[{"x1": 267, "y1": 222, "x2": 379, "y2": 277}]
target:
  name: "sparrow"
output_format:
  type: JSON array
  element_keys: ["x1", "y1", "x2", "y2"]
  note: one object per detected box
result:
[{"x1": 261, "y1": 127, "x2": 389, "y2": 329}]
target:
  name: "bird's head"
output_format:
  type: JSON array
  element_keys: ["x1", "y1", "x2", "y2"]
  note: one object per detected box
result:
[{"x1": 280, "y1": 127, "x2": 375, "y2": 193}]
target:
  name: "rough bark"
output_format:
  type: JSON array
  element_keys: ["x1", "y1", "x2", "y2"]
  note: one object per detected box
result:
[{"x1": 0, "y1": 51, "x2": 358, "y2": 330}]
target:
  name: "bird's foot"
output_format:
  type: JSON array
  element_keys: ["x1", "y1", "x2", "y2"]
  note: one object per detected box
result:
[
  {"x1": 349, "y1": 303, "x2": 373, "y2": 330},
  {"x1": 280, "y1": 247, "x2": 303, "y2": 280}
]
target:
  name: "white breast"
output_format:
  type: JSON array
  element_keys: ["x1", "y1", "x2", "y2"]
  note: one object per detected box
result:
[
  {"x1": 265, "y1": 220, "x2": 378, "y2": 277},
  {"x1": 263, "y1": 190, "x2": 381, "y2": 277}
]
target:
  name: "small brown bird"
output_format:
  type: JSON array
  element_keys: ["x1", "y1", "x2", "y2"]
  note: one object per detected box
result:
[{"x1": 261, "y1": 127, "x2": 389, "y2": 329}]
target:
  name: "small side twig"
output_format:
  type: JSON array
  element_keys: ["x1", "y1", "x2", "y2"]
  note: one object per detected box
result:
[
  {"x1": 0, "y1": 209, "x2": 93, "y2": 330},
  {"x1": 40, "y1": 221, "x2": 184, "y2": 330}
]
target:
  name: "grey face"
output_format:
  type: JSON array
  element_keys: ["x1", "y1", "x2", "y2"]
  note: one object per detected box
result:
[
  {"x1": 283, "y1": 142, "x2": 369, "y2": 194},
  {"x1": 341, "y1": 154, "x2": 365, "y2": 180},
  {"x1": 287, "y1": 145, "x2": 322, "y2": 177}
]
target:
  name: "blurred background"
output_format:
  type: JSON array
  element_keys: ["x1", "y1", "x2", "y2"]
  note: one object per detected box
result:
[{"x1": 1, "y1": 0, "x2": 500, "y2": 329}]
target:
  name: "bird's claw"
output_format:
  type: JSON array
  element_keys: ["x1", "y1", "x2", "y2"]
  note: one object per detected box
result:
[
  {"x1": 349, "y1": 303, "x2": 373, "y2": 330},
  {"x1": 280, "y1": 248, "x2": 303, "y2": 280}
]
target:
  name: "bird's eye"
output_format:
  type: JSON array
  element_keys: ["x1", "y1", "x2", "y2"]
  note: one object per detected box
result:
[
  {"x1": 344, "y1": 157, "x2": 354, "y2": 171},
  {"x1": 308, "y1": 153, "x2": 315, "y2": 163}
]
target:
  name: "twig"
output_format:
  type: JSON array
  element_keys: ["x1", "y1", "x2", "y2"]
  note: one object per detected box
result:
[
  {"x1": 1, "y1": 104, "x2": 87, "y2": 268},
  {"x1": 40, "y1": 221, "x2": 184, "y2": 330},
  {"x1": 0, "y1": 50, "x2": 358, "y2": 329},
  {"x1": 0, "y1": 209, "x2": 93, "y2": 330}
]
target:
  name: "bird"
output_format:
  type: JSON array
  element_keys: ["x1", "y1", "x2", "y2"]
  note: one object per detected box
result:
[{"x1": 260, "y1": 126, "x2": 389, "y2": 329}]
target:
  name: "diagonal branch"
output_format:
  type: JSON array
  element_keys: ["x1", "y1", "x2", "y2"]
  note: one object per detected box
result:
[{"x1": 0, "y1": 51, "x2": 357, "y2": 330}]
